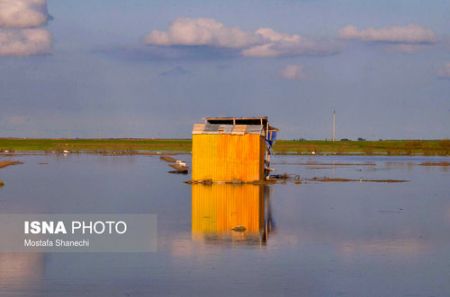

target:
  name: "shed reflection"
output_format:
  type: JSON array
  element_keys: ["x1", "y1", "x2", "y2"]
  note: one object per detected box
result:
[{"x1": 191, "y1": 184, "x2": 274, "y2": 245}]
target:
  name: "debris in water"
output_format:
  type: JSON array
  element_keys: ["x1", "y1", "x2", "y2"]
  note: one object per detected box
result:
[
  {"x1": 160, "y1": 155, "x2": 189, "y2": 174},
  {"x1": 160, "y1": 155, "x2": 177, "y2": 163},
  {"x1": 168, "y1": 162, "x2": 188, "y2": 174},
  {"x1": 185, "y1": 179, "x2": 213, "y2": 185},
  {"x1": 270, "y1": 173, "x2": 290, "y2": 180},
  {"x1": 0, "y1": 179, "x2": 4, "y2": 187},
  {"x1": 170, "y1": 169, "x2": 188, "y2": 175},
  {"x1": 269, "y1": 174, "x2": 301, "y2": 184},
  {"x1": 0, "y1": 160, "x2": 23, "y2": 169},
  {"x1": 231, "y1": 225, "x2": 246, "y2": 232},
  {"x1": 186, "y1": 173, "x2": 301, "y2": 185}
]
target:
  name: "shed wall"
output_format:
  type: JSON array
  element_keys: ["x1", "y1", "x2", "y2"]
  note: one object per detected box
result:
[{"x1": 192, "y1": 134, "x2": 265, "y2": 182}]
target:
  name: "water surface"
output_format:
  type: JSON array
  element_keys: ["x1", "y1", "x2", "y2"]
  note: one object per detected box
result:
[{"x1": 0, "y1": 154, "x2": 449, "y2": 297}]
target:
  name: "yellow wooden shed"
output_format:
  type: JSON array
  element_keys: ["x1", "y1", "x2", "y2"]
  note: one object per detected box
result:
[{"x1": 192, "y1": 116, "x2": 278, "y2": 182}]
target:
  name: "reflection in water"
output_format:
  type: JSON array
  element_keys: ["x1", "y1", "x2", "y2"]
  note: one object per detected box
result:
[
  {"x1": 0, "y1": 253, "x2": 43, "y2": 291},
  {"x1": 191, "y1": 184, "x2": 274, "y2": 245}
]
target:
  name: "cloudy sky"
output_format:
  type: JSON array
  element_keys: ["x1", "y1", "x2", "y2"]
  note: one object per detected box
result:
[{"x1": 0, "y1": 0, "x2": 449, "y2": 139}]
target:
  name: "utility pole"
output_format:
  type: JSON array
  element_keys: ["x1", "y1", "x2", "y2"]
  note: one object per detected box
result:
[{"x1": 332, "y1": 110, "x2": 336, "y2": 142}]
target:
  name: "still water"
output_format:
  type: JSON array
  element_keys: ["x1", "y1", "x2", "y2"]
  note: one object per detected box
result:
[{"x1": 0, "y1": 154, "x2": 449, "y2": 297}]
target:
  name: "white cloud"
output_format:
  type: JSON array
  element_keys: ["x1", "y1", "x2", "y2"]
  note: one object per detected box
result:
[
  {"x1": 242, "y1": 39, "x2": 336, "y2": 57},
  {"x1": 145, "y1": 17, "x2": 336, "y2": 58},
  {"x1": 255, "y1": 28, "x2": 301, "y2": 44},
  {"x1": 0, "y1": 28, "x2": 51, "y2": 56},
  {"x1": 0, "y1": 0, "x2": 49, "y2": 28},
  {"x1": 0, "y1": 0, "x2": 51, "y2": 56},
  {"x1": 437, "y1": 63, "x2": 450, "y2": 78},
  {"x1": 280, "y1": 64, "x2": 305, "y2": 80},
  {"x1": 145, "y1": 18, "x2": 257, "y2": 48},
  {"x1": 339, "y1": 24, "x2": 436, "y2": 44}
]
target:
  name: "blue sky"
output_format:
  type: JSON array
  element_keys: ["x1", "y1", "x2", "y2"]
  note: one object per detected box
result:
[{"x1": 0, "y1": 0, "x2": 449, "y2": 139}]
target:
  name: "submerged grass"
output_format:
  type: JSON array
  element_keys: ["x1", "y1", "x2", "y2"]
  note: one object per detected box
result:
[{"x1": 0, "y1": 138, "x2": 449, "y2": 156}]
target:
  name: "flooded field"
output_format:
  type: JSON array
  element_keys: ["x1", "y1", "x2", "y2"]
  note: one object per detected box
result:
[{"x1": 0, "y1": 154, "x2": 449, "y2": 297}]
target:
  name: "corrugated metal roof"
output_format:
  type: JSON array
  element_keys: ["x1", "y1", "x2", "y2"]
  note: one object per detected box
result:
[{"x1": 192, "y1": 124, "x2": 264, "y2": 135}]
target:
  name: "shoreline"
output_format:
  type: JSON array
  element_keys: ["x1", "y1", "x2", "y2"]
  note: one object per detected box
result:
[
  {"x1": 2, "y1": 151, "x2": 450, "y2": 157},
  {"x1": 0, "y1": 138, "x2": 449, "y2": 156}
]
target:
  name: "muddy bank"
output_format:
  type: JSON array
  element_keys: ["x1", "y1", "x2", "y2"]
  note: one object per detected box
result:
[
  {"x1": 0, "y1": 151, "x2": 188, "y2": 157},
  {"x1": 185, "y1": 175, "x2": 407, "y2": 185},
  {"x1": 419, "y1": 161, "x2": 450, "y2": 166},
  {"x1": 0, "y1": 161, "x2": 23, "y2": 188},
  {"x1": 308, "y1": 177, "x2": 408, "y2": 183},
  {"x1": 273, "y1": 162, "x2": 376, "y2": 166}
]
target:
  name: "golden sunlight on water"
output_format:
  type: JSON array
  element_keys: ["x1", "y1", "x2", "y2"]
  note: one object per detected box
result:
[{"x1": 0, "y1": 253, "x2": 43, "y2": 290}]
